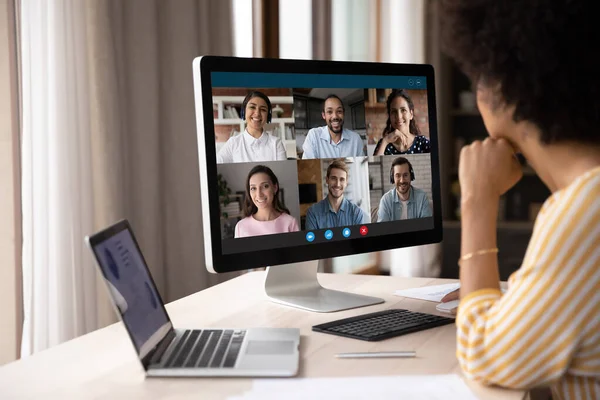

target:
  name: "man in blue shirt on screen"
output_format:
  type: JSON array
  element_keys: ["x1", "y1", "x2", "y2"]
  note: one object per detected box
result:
[
  {"x1": 305, "y1": 159, "x2": 368, "y2": 230},
  {"x1": 301, "y1": 95, "x2": 366, "y2": 159},
  {"x1": 377, "y1": 157, "x2": 432, "y2": 222}
]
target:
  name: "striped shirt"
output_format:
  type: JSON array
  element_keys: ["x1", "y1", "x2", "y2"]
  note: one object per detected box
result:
[{"x1": 456, "y1": 166, "x2": 600, "y2": 399}]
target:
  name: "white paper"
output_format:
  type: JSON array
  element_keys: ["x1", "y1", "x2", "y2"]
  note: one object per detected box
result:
[
  {"x1": 394, "y1": 283, "x2": 461, "y2": 302},
  {"x1": 228, "y1": 374, "x2": 479, "y2": 400},
  {"x1": 395, "y1": 284, "x2": 507, "y2": 304},
  {"x1": 436, "y1": 299, "x2": 459, "y2": 313}
]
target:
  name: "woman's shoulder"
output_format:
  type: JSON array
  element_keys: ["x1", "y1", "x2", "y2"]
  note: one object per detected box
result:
[
  {"x1": 276, "y1": 213, "x2": 299, "y2": 231},
  {"x1": 236, "y1": 216, "x2": 254, "y2": 226},
  {"x1": 536, "y1": 166, "x2": 600, "y2": 231},
  {"x1": 558, "y1": 166, "x2": 600, "y2": 206},
  {"x1": 276, "y1": 213, "x2": 296, "y2": 223},
  {"x1": 408, "y1": 135, "x2": 430, "y2": 153}
]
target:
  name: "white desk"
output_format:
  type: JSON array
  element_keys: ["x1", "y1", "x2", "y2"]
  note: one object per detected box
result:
[{"x1": 0, "y1": 272, "x2": 527, "y2": 399}]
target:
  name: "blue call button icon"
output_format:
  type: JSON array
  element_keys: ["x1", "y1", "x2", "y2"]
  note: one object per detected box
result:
[
  {"x1": 306, "y1": 232, "x2": 315, "y2": 242},
  {"x1": 342, "y1": 228, "x2": 351, "y2": 238}
]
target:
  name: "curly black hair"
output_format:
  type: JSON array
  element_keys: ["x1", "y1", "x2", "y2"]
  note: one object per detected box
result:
[{"x1": 440, "y1": 0, "x2": 599, "y2": 145}]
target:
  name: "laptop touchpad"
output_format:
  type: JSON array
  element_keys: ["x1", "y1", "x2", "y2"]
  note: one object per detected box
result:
[{"x1": 245, "y1": 340, "x2": 295, "y2": 355}]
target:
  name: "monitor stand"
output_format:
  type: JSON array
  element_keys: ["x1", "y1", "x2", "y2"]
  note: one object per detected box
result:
[{"x1": 264, "y1": 260, "x2": 384, "y2": 312}]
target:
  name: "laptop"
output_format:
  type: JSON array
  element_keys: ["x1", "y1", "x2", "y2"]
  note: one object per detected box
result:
[{"x1": 85, "y1": 219, "x2": 300, "y2": 377}]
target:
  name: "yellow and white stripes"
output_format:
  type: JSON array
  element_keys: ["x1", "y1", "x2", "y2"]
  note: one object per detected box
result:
[{"x1": 456, "y1": 167, "x2": 600, "y2": 399}]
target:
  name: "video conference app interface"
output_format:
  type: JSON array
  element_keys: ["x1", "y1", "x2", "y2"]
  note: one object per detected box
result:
[
  {"x1": 93, "y1": 230, "x2": 168, "y2": 352},
  {"x1": 211, "y1": 72, "x2": 434, "y2": 255}
]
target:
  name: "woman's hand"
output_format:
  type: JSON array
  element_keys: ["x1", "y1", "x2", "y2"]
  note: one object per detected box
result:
[
  {"x1": 459, "y1": 137, "x2": 522, "y2": 203},
  {"x1": 440, "y1": 289, "x2": 459, "y2": 302},
  {"x1": 383, "y1": 129, "x2": 401, "y2": 144},
  {"x1": 384, "y1": 129, "x2": 411, "y2": 151}
]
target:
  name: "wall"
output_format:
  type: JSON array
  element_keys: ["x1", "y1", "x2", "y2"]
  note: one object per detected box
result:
[
  {"x1": 0, "y1": 0, "x2": 20, "y2": 364},
  {"x1": 297, "y1": 159, "x2": 322, "y2": 216},
  {"x1": 217, "y1": 160, "x2": 301, "y2": 222}
]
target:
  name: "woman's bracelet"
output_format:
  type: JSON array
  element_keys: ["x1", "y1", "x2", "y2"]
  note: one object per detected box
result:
[{"x1": 458, "y1": 247, "x2": 499, "y2": 266}]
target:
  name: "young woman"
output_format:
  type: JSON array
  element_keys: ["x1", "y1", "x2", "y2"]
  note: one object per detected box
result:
[
  {"x1": 234, "y1": 165, "x2": 299, "y2": 238},
  {"x1": 438, "y1": 0, "x2": 600, "y2": 398},
  {"x1": 217, "y1": 91, "x2": 287, "y2": 163},
  {"x1": 373, "y1": 89, "x2": 431, "y2": 155}
]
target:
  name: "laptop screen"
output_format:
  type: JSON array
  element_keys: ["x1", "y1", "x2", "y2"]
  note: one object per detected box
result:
[{"x1": 90, "y1": 225, "x2": 170, "y2": 356}]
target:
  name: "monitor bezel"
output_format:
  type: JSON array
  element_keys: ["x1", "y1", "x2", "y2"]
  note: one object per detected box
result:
[{"x1": 194, "y1": 56, "x2": 443, "y2": 273}]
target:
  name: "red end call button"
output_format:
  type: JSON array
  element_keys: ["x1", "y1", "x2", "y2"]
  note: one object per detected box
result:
[{"x1": 360, "y1": 225, "x2": 368, "y2": 236}]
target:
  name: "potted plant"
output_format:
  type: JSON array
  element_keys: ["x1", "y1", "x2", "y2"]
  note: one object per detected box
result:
[{"x1": 217, "y1": 174, "x2": 232, "y2": 218}]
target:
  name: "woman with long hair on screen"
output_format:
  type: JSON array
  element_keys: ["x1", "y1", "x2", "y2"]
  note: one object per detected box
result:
[
  {"x1": 217, "y1": 91, "x2": 287, "y2": 164},
  {"x1": 373, "y1": 89, "x2": 431, "y2": 155},
  {"x1": 234, "y1": 165, "x2": 299, "y2": 238}
]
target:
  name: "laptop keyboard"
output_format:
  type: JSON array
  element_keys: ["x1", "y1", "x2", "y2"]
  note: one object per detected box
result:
[{"x1": 162, "y1": 329, "x2": 246, "y2": 368}]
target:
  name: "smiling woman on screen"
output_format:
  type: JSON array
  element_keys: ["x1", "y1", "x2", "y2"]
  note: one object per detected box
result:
[
  {"x1": 373, "y1": 89, "x2": 431, "y2": 156},
  {"x1": 234, "y1": 165, "x2": 299, "y2": 238},
  {"x1": 217, "y1": 91, "x2": 287, "y2": 164}
]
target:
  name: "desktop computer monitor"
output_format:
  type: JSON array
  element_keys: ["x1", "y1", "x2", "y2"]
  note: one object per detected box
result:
[{"x1": 192, "y1": 56, "x2": 442, "y2": 313}]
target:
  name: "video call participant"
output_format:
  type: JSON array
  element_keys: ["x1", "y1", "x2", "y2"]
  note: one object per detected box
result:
[
  {"x1": 373, "y1": 89, "x2": 431, "y2": 155},
  {"x1": 301, "y1": 94, "x2": 366, "y2": 159},
  {"x1": 305, "y1": 160, "x2": 368, "y2": 230},
  {"x1": 234, "y1": 165, "x2": 299, "y2": 238},
  {"x1": 377, "y1": 157, "x2": 432, "y2": 221},
  {"x1": 217, "y1": 91, "x2": 287, "y2": 164}
]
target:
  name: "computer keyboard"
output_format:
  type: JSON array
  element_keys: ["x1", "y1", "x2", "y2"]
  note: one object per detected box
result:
[
  {"x1": 162, "y1": 329, "x2": 246, "y2": 368},
  {"x1": 312, "y1": 309, "x2": 455, "y2": 342}
]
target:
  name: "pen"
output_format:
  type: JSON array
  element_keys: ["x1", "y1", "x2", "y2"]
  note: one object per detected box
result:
[{"x1": 335, "y1": 351, "x2": 416, "y2": 359}]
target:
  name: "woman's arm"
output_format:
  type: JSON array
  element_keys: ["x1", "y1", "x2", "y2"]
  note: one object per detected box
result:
[
  {"x1": 373, "y1": 138, "x2": 387, "y2": 156},
  {"x1": 458, "y1": 138, "x2": 521, "y2": 296}
]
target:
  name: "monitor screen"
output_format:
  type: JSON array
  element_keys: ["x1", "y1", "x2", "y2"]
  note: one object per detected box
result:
[{"x1": 193, "y1": 57, "x2": 442, "y2": 273}]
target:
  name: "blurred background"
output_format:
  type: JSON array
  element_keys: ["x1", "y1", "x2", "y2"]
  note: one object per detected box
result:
[{"x1": 0, "y1": 0, "x2": 548, "y2": 362}]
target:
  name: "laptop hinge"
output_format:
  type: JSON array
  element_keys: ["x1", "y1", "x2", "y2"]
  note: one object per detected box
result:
[{"x1": 141, "y1": 330, "x2": 176, "y2": 369}]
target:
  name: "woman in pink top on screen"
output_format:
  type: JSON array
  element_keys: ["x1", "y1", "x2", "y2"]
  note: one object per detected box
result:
[{"x1": 234, "y1": 165, "x2": 299, "y2": 238}]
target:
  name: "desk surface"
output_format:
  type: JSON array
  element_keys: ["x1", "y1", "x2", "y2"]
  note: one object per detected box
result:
[{"x1": 0, "y1": 272, "x2": 526, "y2": 400}]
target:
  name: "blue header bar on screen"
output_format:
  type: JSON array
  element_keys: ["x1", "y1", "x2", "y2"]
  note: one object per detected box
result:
[{"x1": 211, "y1": 72, "x2": 427, "y2": 89}]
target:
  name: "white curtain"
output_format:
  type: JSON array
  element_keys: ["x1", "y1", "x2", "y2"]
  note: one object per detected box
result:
[
  {"x1": 378, "y1": 0, "x2": 441, "y2": 278},
  {"x1": 20, "y1": 0, "x2": 237, "y2": 356},
  {"x1": 331, "y1": 0, "x2": 441, "y2": 277},
  {"x1": 20, "y1": 0, "x2": 99, "y2": 356}
]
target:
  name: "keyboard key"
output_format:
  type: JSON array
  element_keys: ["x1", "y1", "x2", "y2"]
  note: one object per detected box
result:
[
  {"x1": 210, "y1": 330, "x2": 233, "y2": 368},
  {"x1": 184, "y1": 330, "x2": 211, "y2": 368},
  {"x1": 164, "y1": 330, "x2": 191, "y2": 367},
  {"x1": 223, "y1": 331, "x2": 246, "y2": 368},
  {"x1": 198, "y1": 331, "x2": 223, "y2": 367}
]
